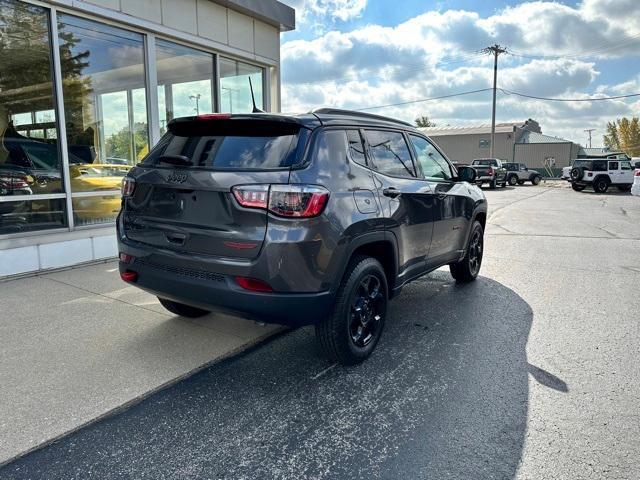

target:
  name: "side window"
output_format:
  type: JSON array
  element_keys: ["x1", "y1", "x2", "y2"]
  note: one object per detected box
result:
[
  {"x1": 346, "y1": 130, "x2": 366, "y2": 166},
  {"x1": 520, "y1": 164, "x2": 527, "y2": 170},
  {"x1": 609, "y1": 161, "x2": 619, "y2": 171},
  {"x1": 409, "y1": 135, "x2": 453, "y2": 181},
  {"x1": 621, "y1": 161, "x2": 632, "y2": 170},
  {"x1": 365, "y1": 130, "x2": 415, "y2": 178}
]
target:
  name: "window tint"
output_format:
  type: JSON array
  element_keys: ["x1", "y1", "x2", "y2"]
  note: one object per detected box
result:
[
  {"x1": 145, "y1": 132, "x2": 303, "y2": 170},
  {"x1": 410, "y1": 135, "x2": 453, "y2": 180},
  {"x1": 365, "y1": 130, "x2": 415, "y2": 178},
  {"x1": 621, "y1": 161, "x2": 632, "y2": 170},
  {"x1": 609, "y1": 161, "x2": 619, "y2": 170},
  {"x1": 592, "y1": 160, "x2": 607, "y2": 171},
  {"x1": 346, "y1": 130, "x2": 366, "y2": 166}
]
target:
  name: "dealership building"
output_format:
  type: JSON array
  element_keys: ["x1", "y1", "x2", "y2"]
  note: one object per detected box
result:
[{"x1": 0, "y1": 0, "x2": 294, "y2": 277}]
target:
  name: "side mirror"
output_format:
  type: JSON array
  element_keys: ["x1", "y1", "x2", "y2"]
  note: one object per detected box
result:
[{"x1": 457, "y1": 166, "x2": 477, "y2": 183}]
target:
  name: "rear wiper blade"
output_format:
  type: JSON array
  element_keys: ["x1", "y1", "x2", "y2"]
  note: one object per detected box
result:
[{"x1": 158, "y1": 154, "x2": 192, "y2": 166}]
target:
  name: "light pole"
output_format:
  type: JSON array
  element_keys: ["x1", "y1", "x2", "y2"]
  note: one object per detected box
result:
[
  {"x1": 189, "y1": 93, "x2": 201, "y2": 115},
  {"x1": 482, "y1": 44, "x2": 507, "y2": 158}
]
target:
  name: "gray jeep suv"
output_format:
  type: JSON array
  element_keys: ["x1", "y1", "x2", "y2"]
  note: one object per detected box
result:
[{"x1": 117, "y1": 109, "x2": 487, "y2": 364}]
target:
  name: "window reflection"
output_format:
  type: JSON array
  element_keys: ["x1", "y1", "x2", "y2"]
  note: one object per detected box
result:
[
  {"x1": 219, "y1": 57, "x2": 264, "y2": 113},
  {"x1": 57, "y1": 14, "x2": 148, "y2": 186},
  {"x1": 156, "y1": 39, "x2": 214, "y2": 135},
  {"x1": 0, "y1": 0, "x2": 68, "y2": 233}
]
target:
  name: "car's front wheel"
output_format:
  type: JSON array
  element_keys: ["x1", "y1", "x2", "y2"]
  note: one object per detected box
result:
[
  {"x1": 316, "y1": 256, "x2": 388, "y2": 365},
  {"x1": 158, "y1": 298, "x2": 210, "y2": 318},
  {"x1": 508, "y1": 175, "x2": 518, "y2": 186},
  {"x1": 450, "y1": 221, "x2": 484, "y2": 283}
]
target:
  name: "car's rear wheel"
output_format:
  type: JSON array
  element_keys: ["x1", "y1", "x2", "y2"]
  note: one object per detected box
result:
[
  {"x1": 158, "y1": 298, "x2": 210, "y2": 318},
  {"x1": 531, "y1": 175, "x2": 542, "y2": 185},
  {"x1": 517, "y1": 180, "x2": 525, "y2": 185},
  {"x1": 593, "y1": 177, "x2": 610, "y2": 193},
  {"x1": 489, "y1": 179, "x2": 497, "y2": 189},
  {"x1": 316, "y1": 256, "x2": 388, "y2": 365},
  {"x1": 571, "y1": 183, "x2": 586, "y2": 192},
  {"x1": 508, "y1": 175, "x2": 518, "y2": 186},
  {"x1": 450, "y1": 221, "x2": 484, "y2": 283}
]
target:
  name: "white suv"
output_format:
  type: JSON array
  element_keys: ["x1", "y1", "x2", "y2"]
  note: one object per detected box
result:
[
  {"x1": 569, "y1": 159, "x2": 635, "y2": 193},
  {"x1": 632, "y1": 165, "x2": 640, "y2": 197}
]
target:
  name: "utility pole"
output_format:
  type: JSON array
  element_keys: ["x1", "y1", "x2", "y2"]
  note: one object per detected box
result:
[
  {"x1": 482, "y1": 44, "x2": 507, "y2": 158},
  {"x1": 584, "y1": 129, "x2": 595, "y2": 148},
  {"x1": 190, "y1": 93, "x2": 201, "y2": 115}
]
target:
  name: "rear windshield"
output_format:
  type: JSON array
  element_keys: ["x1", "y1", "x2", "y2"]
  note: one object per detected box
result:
[
  {"x1": 473, "y1": 159, "x2": 496, "y2": 166},
  {"x1": 143, "y1": 122, "x2": 308, "y2": 170}
]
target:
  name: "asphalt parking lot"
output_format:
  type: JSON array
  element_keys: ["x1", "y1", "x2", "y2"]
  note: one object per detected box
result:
[{"x1": 1, "y1": 183, "x2": 639, "y2": 480}]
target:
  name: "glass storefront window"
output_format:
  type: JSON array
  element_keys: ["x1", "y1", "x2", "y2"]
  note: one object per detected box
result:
[
  {"x1": 0, "y1": 0, "x2": 67, "y2": 233},
  {"x1": 57, "y1": 14, "x2": 148, "y2": 184},
  {"x1": 156, "y1": 39, "x2": 214, "y2": 136},
  {"x1": 0, "y1": 198, "x2": 67, "y2": 235},
  {"x1": 219, "y1": 57, "x2": 264, "y2": 113},
  {"x1": 72, "y1": 193, "x2": 121, "y2": 227}
]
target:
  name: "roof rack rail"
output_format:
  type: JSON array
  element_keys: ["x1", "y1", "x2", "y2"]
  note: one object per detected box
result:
[{"x1": 311, "y1": 108, "x2": 414, "y2": 127}]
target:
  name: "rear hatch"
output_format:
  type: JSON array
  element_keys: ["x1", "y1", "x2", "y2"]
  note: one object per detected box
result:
[{"x1": 121, "y1": 115, "x2": 310, "y2": 260}]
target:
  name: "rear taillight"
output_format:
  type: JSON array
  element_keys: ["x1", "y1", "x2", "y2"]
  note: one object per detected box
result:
[
  {"x1": 232, "y1": 184, "x2": 330, "y2": 218},
  {"x1": 487, "y1": 167, "x2": 494, "y2": 175},
  {"x1": 121, "y1": 177, "x2": 135, "y2": 197},
  {"x1": 635, "y1": 170, "x2": 640, "y2": 176},
  {"x1": 232, "y1": 185, "x2": 269, "y2": 209}
]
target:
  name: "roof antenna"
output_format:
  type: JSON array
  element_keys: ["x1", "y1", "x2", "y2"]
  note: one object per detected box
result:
[{"x1": 249, "y1": 77, "x2": 265, "y2": 113}]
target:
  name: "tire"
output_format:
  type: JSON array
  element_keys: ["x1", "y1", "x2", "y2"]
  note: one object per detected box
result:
[
  {"x1": 450, "y1": 221, "x2": 484, "y2": 283},
  {"x1": 517, "y1": 180, "x2": 525, "y2": 185},
  {"x1": 618, "y1": 185, "x2": 632, "y2": 192},
  {"x1": 316, "y1": 256, "x2": 388, "y2": 365},
  {"x1": 571, "y1": 183, "x2": 586, "y2": 192},
  {"x1": 501, "y1": 180, "x2": 507, "y2": 187},
  {"x1": 570, "y1": 167, "x2": 584, "y2": 182},
  {"x1": 489, "y1": 179, "x2": 497, "y2": 189},
  {"x1": 158, "y1": 297, "x2": 210, "y2": 318},
  {"x1": 508, "y1": 175, "x2": 518, "y2": 186},
  {"x1": 593, "y1": 177, "x2": 610, "y2": 193},
  {"x1": 531, "y1": 175, "x2": 542, "y2": 185}
]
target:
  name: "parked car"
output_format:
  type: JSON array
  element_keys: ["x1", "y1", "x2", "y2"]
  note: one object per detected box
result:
[
  {"x1": 117, "y1": 109, "x2": 487, "y2": 364},
  {"x1": 470, "y1": 158, "x2": 507, "y2": 188},
  {"x1": 504, "y1": 162, "x2": 542, "y2": 186},
  {"x1": 632, "y1": 165, "x2": 640, "y2": 197},
  {"x1": 569, "y1": 158, "x2": 635, "y2": 193}
]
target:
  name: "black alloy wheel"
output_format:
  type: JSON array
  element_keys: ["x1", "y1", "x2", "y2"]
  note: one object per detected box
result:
[
  {"x1": 349, "y1": 274, "x2": 385, "y2": 348},
  {"x1": 593, "y1": 178, "x2": 609, "y2": 193},
  {"x1": 450, "y1": 221, "x2": 484, "y2": 282}
]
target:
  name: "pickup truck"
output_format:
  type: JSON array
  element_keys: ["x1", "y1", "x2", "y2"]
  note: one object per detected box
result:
[{"x1": 470, "y1": 158, "x2": 507, "y2": 188}]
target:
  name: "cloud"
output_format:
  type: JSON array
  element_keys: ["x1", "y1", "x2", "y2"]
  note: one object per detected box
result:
[
  {"x1": 280, "y1": 0, "x2": 367, "y2": 22},
  {"x1": 280, "y1": 1, "x2": 640, "y2": 144}
]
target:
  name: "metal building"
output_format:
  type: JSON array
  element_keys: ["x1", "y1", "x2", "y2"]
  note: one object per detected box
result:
[{"x1": 420, "y1": 120, "x2": 579, "y2": 173}]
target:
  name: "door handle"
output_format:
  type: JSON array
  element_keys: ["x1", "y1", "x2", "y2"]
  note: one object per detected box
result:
[
  {"x1": 165, "y1": 233, "x2": 186, "y2": 246},
  {"x1": 383, "y1": 187, "x2": 401, "y2": 198},
  {"x1": 436, "y1": 192, "x2": 447, "y2": 200}
]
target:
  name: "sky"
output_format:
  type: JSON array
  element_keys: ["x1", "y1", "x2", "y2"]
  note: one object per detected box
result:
[{"x1": 278, "y1": 0, "x2": 640, "y2": 147}]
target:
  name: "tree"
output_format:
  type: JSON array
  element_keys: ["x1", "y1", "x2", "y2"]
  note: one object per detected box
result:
[
  {"x1": 603, "y1": 117, "x2": 640, "y2": 156},
  {"x1": 415, "y1": 116, "x2": 436, "y2": 128}
]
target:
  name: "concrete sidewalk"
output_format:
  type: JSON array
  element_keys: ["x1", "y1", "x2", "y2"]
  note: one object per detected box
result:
[{"x1": 0, "y1": 261, "x2": 282, "y2": 466}]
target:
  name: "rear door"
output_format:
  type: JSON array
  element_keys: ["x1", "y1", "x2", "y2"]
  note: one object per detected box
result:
[
  {"x1": 619, "y1": 160, "x2": 634, "y2": 184},
  {"x1": 363, "y1": 129, "x2": 434, "y2": 281},
  {"x1": 121, "y1": 117, "x2": 308, "y2": 260},
  {"x1": 409, "y1": 135, "x2": 472, "y2": 263}
]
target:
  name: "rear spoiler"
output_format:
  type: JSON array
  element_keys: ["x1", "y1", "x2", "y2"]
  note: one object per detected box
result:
[{"x1": 168, "y1": 114, "x2": 309, "y2": 137}]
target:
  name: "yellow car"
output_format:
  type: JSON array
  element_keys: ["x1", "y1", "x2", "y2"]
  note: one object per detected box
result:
[{"x1": 69, "y1": 164, "x2": 131, "y2": 223}]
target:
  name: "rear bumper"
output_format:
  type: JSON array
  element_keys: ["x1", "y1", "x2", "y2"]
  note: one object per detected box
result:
[{"x1": 117, "y1": 251, "x2": 334, "y2": 327}]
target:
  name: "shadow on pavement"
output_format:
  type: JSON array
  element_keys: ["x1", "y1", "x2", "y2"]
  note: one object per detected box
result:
[{"x1": 0, "y1": 271, "x2": 551, "y2": 480}]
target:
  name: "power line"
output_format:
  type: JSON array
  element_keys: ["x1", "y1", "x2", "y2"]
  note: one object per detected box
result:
[
  {"x1": 355, "y1": 88, "x2": 493, "y2": 111},
  {"x1": 498, "y1": 88, "x2": 640, "y2": 102}
]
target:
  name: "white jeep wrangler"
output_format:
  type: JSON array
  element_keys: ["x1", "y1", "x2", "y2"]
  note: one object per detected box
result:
[{"x1": 569, "y1": 159, "x2": 635, "y2": 193}]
